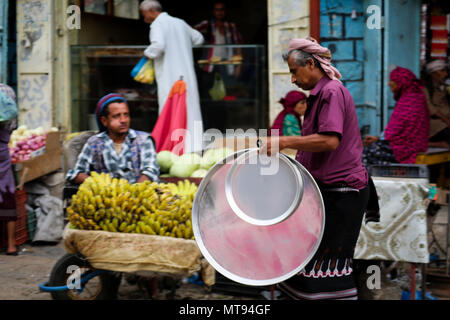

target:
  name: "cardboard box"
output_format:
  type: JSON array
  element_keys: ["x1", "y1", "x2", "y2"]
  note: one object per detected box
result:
[
  {"x1": 0, "y1": 188, "x2": 28, "y2": 248},
  {"x1": 15, "y1": 131, "x2": 63, "y2": 186}
]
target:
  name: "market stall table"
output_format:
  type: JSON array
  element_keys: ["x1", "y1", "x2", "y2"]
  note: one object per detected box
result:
[
  {"x1": 416, "y1": 148, "x2": 450, "y2": 276},
  {"x1": 355, "y1": 177, "x2": 430, "y2": 299},
  {"x1": 415, "y1": 148, "x2": 450, "y2": 166},
  {"x1": 415, "y1": 147, "x2": 450, "y2": 189}
]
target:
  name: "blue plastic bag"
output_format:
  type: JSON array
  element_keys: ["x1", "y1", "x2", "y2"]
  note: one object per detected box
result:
[
  {"x1": 131, "y1": 57, "x2": 155, "y2": 84},
  {"x1": 0, "y1": 91, "x2": 18, "y2": 122}
]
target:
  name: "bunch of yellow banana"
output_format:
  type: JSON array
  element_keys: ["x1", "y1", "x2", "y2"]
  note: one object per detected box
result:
[
  {"x1": 67, "y1": 172, "x2": 197, "y2": 240},
  {"x1": 67, "y1": 208, "x2": 101, "y2": 231},
  {"x1": 165, "y1": 180, "x2": 198, "y2": 202}
]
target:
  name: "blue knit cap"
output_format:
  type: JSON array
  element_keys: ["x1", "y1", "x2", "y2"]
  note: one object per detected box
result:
[{"x1": 96, "y1": 93, "x2": 127, "y2": 131}]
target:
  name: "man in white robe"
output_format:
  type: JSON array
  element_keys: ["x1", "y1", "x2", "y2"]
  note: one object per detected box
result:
[{"x1": 140, "y1": 0, "x2": 205, "y2": 153}]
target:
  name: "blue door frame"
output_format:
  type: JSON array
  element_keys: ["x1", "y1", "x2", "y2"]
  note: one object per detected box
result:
[
  {"x1": 365, "y1": 0, "x2": 421, "y2": 134},
  {"x1": 363, "y1": 0, "x2": 421, "y2": 135},
  {"x1": 382, "y1": 0, "x2": 422, "y2": 130},
  {"x1": 363, "y1": 0, "x2": 383, "y2": 135}
]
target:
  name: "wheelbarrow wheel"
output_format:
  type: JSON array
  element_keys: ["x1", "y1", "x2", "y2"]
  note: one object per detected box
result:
[{"x1": 48, "y1": 253, "x2": 122, "y2": 300}]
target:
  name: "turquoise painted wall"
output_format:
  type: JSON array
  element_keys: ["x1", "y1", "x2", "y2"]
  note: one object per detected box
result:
[
  {"x1": 0, "y1": 0, "x2": 8, "y2": 84},
  {"x1": 320, "y1": 0, "x2": 367, "y2": 132},
  {"x1": 320, "y1": 0, "x2": 422, "y2": 136},
  {"x1": 383, "y1": 0, "x2": 422, "y2": 130}
]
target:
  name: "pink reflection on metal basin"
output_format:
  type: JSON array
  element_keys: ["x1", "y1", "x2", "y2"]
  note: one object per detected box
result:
[{"x1": 194, "y1": 156, "x2": 324, "y2": 284}]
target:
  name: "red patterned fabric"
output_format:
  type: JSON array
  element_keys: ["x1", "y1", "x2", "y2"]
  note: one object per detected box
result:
[{"x1": 384, "y1": 67, "x2": 430, "y2": 164}]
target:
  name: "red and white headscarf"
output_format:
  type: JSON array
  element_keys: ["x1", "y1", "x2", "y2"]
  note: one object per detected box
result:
[{"x1": 288, "y1": 37, "x2": 342, "y2": 81}]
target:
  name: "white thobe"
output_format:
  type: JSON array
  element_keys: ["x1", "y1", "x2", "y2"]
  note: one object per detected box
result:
[{"x1": 144, "y1": 12, "x2": 205, "y2": 153}]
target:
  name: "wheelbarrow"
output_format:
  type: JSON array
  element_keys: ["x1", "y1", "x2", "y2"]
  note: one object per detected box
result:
[
  {"x1": 39, "y1": 253, "x2": 123, "y2": 300},
  {"x1": 38, "y1": 225, "x2": 213, "y2": 300}
]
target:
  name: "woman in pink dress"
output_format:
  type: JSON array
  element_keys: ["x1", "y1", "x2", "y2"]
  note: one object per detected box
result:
[{"x1": 363, "y1": 67, "x2": 430, "y2": 169}]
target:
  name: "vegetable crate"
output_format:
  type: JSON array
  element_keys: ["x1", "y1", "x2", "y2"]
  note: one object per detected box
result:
[
  {"x1": 0, "y1": 188, "x2": 28, "y2": 249},
  {"x1": 27, "y1": 208, "x2": 37, "y2": 241},
  {"x1": 14, "y1": 131, "x2": 63, "y2": 186}
]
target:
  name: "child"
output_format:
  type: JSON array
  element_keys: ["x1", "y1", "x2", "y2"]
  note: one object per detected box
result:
[{"x1": 270, "y1": 90, "x2": 307, "y2": 136}]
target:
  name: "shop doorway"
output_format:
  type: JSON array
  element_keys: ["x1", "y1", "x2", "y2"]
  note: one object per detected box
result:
[
  {"x1": 362, "y1": 0, "x2": 422, "y2": 135},
  {"x1": 71, "y1": 0, "x2": 269, "y2": 134}
]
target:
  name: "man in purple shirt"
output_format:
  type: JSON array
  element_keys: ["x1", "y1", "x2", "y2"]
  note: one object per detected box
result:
[{"x1": 264, "y1": 37, "x2": 370, "y2": 300}]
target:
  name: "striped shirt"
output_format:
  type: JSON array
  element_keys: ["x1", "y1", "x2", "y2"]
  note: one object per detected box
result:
[
  {"x1": 195, "y1": 19, "x2": 242, "y2": 45},
  {"x1": 66, "y1": 129, "x2": 160, "y2": 184},
  {"x1": 195, "y1": 19, "x2": 242, "y2": 73}
]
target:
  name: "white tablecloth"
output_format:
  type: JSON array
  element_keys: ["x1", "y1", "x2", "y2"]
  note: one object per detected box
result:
[{"x1": 354, "y1": 177, "x2": 430, "y2": 263}]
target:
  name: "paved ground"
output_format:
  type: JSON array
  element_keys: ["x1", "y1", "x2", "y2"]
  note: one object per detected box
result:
[
  {"x1": 0, "y1": 241, "x2": 406, "y2": 301},
  {"x1": 0, "y1": 242, "x2": 64, "y2": 300},
  {"x1": 0, "y1": 241, "x2": 254, "y2": 300},
  {"x1": 0, "y1": 205, "x2": 448, "y2": 301}
]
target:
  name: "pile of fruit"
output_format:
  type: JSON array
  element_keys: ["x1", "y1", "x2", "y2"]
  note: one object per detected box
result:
[
  {"x1": 67, "y1": 172, "x2": 198, "y2": 239},
  {"x1": 157, "y1": 148, "x2": 234, "y2": 178},
  {"x1": 8, "y1": 125, "x2": 58, "y2": 163}
]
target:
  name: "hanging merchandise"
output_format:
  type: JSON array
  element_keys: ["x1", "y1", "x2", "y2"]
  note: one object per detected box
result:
[
  {"x1": 430, "y1": 15, "x2": 448, "y2": 59},
  {"x1": 209, "y1": 72, "x2": 226, "y2": 101},
  {"x1": 152, "y1": 79, "x2": 188, "y2": 155},
  {"x1": 131, "y1": 57, "x2": 155, "y2": 84}
]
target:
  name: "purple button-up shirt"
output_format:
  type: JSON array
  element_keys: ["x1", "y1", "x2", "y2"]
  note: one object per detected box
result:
[{"x1": 296, "y1": 76, "x2": 368, "y2": 190}]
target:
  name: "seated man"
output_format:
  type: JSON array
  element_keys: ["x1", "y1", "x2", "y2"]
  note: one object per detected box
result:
[
  {"x1": 423, "y1": 59, "x2": 450, "y2": 149},
  {"x1": 66, "y1": 93, "x2": 160, "y2": 184}
]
